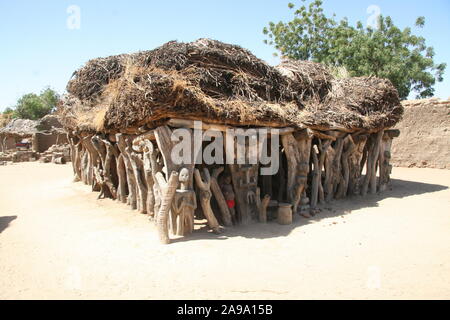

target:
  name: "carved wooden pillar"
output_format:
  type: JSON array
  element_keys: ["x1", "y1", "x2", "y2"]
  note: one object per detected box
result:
[{"x1": 281, "y1": 130, "x2": 312, "y2": 215}]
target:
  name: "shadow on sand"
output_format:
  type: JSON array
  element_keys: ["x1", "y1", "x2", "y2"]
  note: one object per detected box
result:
[
  {"x1": 0, "y1": 216, "x2": 17, "y2": 234},
  {"x1": 171, "y1": 178, "x2": 448, "y2": 244}
]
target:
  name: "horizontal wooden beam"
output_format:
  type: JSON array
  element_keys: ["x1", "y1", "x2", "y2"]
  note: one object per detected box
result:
[
  {"x1": 385, "y1": 129, "x2": 400, "y2": 139},
  {"x1": 167, "y1": 118, "x2": 295, "y2": 135}
]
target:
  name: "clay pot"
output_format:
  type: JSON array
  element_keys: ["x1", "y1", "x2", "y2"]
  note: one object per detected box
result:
[{"x1": 277, "y1": 203, "x2": 293, "y2": 225}]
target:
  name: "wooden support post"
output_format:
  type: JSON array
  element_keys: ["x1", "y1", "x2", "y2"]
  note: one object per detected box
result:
[
  {"x1": 116, "y1": 154, "x2": 128, "y2": 203},
  {"x1": 379, "y1": 131, "x2": 395, "y2": 192},
  {"x1": 129, "y1": 152, "x2": 148, "y2": 214},
  {"x1": 154, "y1": 125, "x2": 199, "y2": 233},
  {"x1": 310, "y1": 145, "x2": 320, "y2": 211},
  {"x1": 348, "y1": 134, "x2": 368, "y2": 195},
  {"x1": 285, "y1": 130, "x2": 312, "y2": 214},
  {"x1": 334, "y1": 135, "x2": 355, "y2": 199},
  {"x1": 323, "y1": 136, "x2": 344, "y2": 202},
  {"x1": 309, "y1": 138, "x2": 331, "y2": 208},
  {"x1": 210, "y1": 167, "x2": 233, "y2": 227},
  {"x1": 255, "y1": 188, "x2": 271, "y2": 223},
  {"x1": 156, "y1": 171, "x2": 179, "y2": 244},
  {"x1": 361, "y1": 130, "x2": 384, "y2": 196},
  {"x1": 117, "y1": 134, "x2": 137, "y2": 209},
  {"x1": 194, "y1": 168, "x2": 221, "y2": 233}
]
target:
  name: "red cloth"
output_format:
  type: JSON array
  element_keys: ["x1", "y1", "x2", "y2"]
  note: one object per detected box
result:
[{"x1": 226, "y1": 200, "x2": 236, "y2": 209}]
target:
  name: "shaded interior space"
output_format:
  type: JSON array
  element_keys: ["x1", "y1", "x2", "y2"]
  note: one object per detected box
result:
[{"x1": 0, "y1": 216, "x2": 17, "y2": 234}]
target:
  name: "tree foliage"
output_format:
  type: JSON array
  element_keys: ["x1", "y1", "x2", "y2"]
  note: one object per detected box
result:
[
  {"x1": 263, "y1": 0, "x2": 446, "y2": 99},
  {"x1": 4, "y1": 88, "x2": 59, "y2": 120}
]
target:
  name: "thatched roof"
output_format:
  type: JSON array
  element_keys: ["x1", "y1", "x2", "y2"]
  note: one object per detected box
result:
[
  {"x1": 303, "y1": 77, "x2": 404, "y2": 130},
  {"x1": 0, "y1": 115, "x2": 65, "y2": 137},
  {"x1": 59, "y1": 39, "x2": 403, "y2": 133},
  {"x1": 0, "y1": 119, "x2": 39, "y2": 136},
  {"x1": 37, "y1": 114, "x2": 64, "y2": 132},
  {"x1": 275, "y1": 58, "x2": 333, "y2": 100}
]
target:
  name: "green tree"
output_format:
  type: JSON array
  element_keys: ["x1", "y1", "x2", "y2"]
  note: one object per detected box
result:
[
  {"x1": 263, "y1": 0, "x2": 446, "y2": 99},
  {"x1": 2, "y1": 107, "x2": 15, "y2": 116},
  {"x1": 13, "y1": 88, "x2": 59, "y2": 120}
]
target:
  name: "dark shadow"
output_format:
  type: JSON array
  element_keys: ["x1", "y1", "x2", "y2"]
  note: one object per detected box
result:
[
  {"x1": 171, "y1": 179, "x2": 448, "y2": 244},
  {"x1": 0, "y1": 216, "x2": 17, "y2": 234}
]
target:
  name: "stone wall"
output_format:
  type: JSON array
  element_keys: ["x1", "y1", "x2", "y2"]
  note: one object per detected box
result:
[
  {"x1": 0, "y1": 135, "x2": 18, "y2": 152},
  {"x1": 33, "y1": 132, "x2": 68, "y2": 153}
]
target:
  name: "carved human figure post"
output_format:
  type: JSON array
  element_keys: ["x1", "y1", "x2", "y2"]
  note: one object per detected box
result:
[
  {"x1": 172, "y1": 168, "x2": 197, "y2": 236},
  {"x1": 218, "y1": 172, "x2": 236, "y2": 225},
  {"x1": 156, "y1": 171, "x2": 179, "y2": 244},
  {"x1": 281, "y1": 130, "x2": 312, "y2": 216}
]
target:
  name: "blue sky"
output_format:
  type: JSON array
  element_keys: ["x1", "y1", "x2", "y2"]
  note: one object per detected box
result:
[{"x1": 0, "y1": 0, "x2": 449, "y2": 110}]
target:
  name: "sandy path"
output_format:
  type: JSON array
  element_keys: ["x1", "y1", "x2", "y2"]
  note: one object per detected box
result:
[{"x1": 0, "y1": 162, "x2": 449, "y2": 300}]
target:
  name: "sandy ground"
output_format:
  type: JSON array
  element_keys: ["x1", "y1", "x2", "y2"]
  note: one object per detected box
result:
[{"x1": 0, "y1": 162, "x2": 449, "y2": 300}]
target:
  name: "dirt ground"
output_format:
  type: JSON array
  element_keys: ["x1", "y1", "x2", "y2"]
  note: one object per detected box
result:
[{"x1": 0, "y1": 162, "x2": 449, "y2": 300}]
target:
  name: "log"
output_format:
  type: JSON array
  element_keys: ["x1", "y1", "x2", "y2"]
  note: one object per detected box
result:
[
  {"x1": 323, "y1": 136, "x2": 344, "y2": 202},
  {"x1": 228, "y1": 164, "x2": 259, "y2": 225},
  {"x1": 194, "y1": 168, "x2": 221, "y2": 233},
  {"x1": 335, "y1": 135, "x2": 356, "y2": 199},
  {"x1": 68, "y1": 135, "x2": 82, "y2": 181},
  {"x1": 156, "y1": 171, "x2": 179, "y2": 244},
  {"x1": 317, "y1": 139, "x2": 331, "y2": 204},
  {"x1": 168, "y1": 118, "x2": 295, "y2": 136},
  {"x1": 116, "y1": 134, "x2": 137, "y2": 209},
  {"x1": 116, "y1": 154, "x2": 128, "y2": 203},
  {"x1": 104, "y1": 139, "x2": 118, "y2": 199},
  {"x1": 255, "y1": 187, "x2": 271, "y2": 223},
  {"x1": 310, "y1": 130, "x2": 337, "y2": 141},
  {"x1": 281, "y1": 131, "x2": 312, "y2": 214},
  {"x1": 129, "y1": 152, "x2": 148, "y2": 214},
  {"x1": 369, "y1": 131, "x2": 384, "y2": 194},
  {"x1": 171, "y1": 167, "x2": 197, "y2": 236},
  {"x1": 154, "y1": 126, "x2": 178, "y2": 179},
  {"x1": 361, "y1": 131, "x2": 384, "y2": 196},
  {"x1": 142, "y1": 146, "x2": 155, "y2": 217},
  {"x1": 150, "y1": 144, "x2": 162, "y2": 218},
  {"x1": 81, "y1": 149, "x2": 89, "y2": 185},
  {"x1": 310, "y1": 145, "x2": 320, "y2": 210},
  {"x1": 81, "y1": 135, "x2": 97, "y2": 187},
  {"x1": 348, "y1": 134, "x2": 368, "y2": 195},
  {"x1": 378, "y1": 132, "x2": 394, "y2": 192},
  {"x1": 154, "y1": 125, "x2": 200, "y2": 231},
  {"x1": 67, "y1": 133, "x2": 77, "y2": 175},
  {"x1": 210, "y1": 167, "x2": 233, "y2": 227},
  {"x1": 91, "y1": 136, "x2": 118, "y2": 199}
]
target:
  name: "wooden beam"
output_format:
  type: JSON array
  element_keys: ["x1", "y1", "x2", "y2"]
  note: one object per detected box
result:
[{"x1": 167, "y1": 118, "x2": 295, "y2": 135}]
